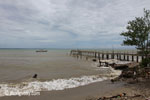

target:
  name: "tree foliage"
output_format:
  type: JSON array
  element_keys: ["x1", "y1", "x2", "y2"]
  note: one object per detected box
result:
[
  {"x1": 121, "y1": 9, "x2": 150, "y2": 67},
  {"x1": 121, "y1": 9, "x2": 150, "y2": 56}
]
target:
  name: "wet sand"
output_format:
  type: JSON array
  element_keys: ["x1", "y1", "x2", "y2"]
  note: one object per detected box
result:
[
  {"x1": 0, "y1": 80, "x2": 125, "y2": 100},
  {"x1": 1, "y1": 78, "x2": 150, "y2": 100}
]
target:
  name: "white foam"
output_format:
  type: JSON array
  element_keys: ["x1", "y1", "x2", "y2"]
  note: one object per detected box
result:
[
  {"x1": 100, "y1": 59, "x2": 131, "y2": 64},
  {"x1": 99, "y1": 66, "x2": 122, "y2": 76},
  {"x1": 0, "y1": 74, "x2": 119, "y2": 97}
]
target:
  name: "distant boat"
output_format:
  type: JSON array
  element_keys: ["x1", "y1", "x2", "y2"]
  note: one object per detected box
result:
[{"x1": 36, "y1": 49, "x2": 48, "y2": 52}]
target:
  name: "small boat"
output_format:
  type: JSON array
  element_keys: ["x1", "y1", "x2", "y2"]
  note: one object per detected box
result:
[{"x1": 36, "y1": 49, "x2": 48, "y2": 52}]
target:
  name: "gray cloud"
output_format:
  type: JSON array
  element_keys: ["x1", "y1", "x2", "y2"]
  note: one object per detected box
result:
[{"x1": 0, "y1": 0, "x2": 150, "y2": 48}]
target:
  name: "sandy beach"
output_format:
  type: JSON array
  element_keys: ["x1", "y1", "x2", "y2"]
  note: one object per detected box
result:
[
  {"x1": 0, "y1": 80, "x2": 124, "y2": 100},
  {"x1": 1, "y1": 79, "x2": 150, "y2": 100}
]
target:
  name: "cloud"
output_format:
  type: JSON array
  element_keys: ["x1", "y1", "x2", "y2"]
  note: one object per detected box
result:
[{"x1": 0, "y1": 0, "x2": 150, "y2": 48}]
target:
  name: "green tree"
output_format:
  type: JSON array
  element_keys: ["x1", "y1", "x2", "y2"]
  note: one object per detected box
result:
[{"x1": 120, "y1": 9, "x2": 150, "y2": 67}]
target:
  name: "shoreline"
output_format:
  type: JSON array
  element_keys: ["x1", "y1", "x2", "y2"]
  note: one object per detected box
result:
[
  {"x1": 0, "y1": 80, "x2": 125, "y2": 100},
  {"x1": 1, "y1": 74, "x2": 150, "y2": 100},
  {"x1": 2, "y1": 79, "x2": 148, "y2": 100},
  {"x1": 1, "y1": 73, "x2": 150, "y2": 100}
]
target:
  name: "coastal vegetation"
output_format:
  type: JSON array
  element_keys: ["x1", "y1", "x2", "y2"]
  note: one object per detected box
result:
[{"x1": 120, "y1": 9, "x2": 150, "y2": 67}]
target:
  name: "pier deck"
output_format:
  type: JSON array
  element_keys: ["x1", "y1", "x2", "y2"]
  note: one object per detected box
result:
[{"x1": 70, "y1": 50, "x2": 144, "y2": 62}]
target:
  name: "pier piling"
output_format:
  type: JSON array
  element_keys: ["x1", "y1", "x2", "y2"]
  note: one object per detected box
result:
[{"x1": 70, "y1": 50, "x2": 142, "y2": 63}]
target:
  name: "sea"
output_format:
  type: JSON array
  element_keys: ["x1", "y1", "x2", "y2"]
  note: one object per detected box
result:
[{"x1": 0, "y1": 49, "x2": 127, "y2": 97}]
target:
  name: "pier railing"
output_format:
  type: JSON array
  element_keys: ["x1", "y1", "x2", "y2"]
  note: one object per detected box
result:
[{"x1": 70, "y1": 50, "x2": 144, "y2": 62}]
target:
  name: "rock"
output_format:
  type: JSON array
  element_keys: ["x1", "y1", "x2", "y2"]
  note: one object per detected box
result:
[
  {"x1": 111, "y1": 79, "x2": 115, "y2": 83},
  {"x1": 92, "y1": 59, "x2": 97, "y2": 62},
  {"x1": 121, "y1": 69, "x2": 134, "y2": 78},
  {"x1": 113, "y1": 62, "x2": 139, "y2": 70},
  {"x1": 32, "y1": 74, "x2": 38, "y2": 78},
  {"x1": 109, "y1": 63, "x2": 116, "y2": 67},
  {"x1": 113, "y1": 64, "x2": 128, "y2": 70},
  {"x1": 97, "y1": 93, "x2": 126, "y2": 100},
  {"x1": 128, "y1": 62, "x2": 139, "y2": 68}
]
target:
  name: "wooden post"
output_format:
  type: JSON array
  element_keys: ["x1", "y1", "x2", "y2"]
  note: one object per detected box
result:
[
  {"x1": 124, "y1": 53, "x2": 126, "y2": 61},
  {"x1": 86, "y1": 57, "x2": 88, "y2": 60},
  {"x1": 106, "y1": 54, "x2": 109, "y2": 59},
  {"x1": 127, "y1": 54, "x2": 129, "y2": 61},
  {"x1": 102, "y1": 53, "x2": 104, "y2": 60},
  {"x1": 98, "y1": 53, "x2": 100, "y2": 60},
  {"x1": 117, "y1": 53, "x2": 119, "y2": 60},
  {"x1": 78, "y1": 51, "x2": 81, "y2": 59},
  {"x1": 95, "y1": 52, "x2": 97, "y2": 58},
  {"x1": 119, "y1": 54, "x2": 122, "y2": 60},
  {"x1": 137, "y1": 55, "x2": 139, "y2": 62},
  {"x1": 99, "y1": 61, "x2": 101, "y2": 66},
  {"x1": 111, "y1": 52, "x2": 114, "y2": 59},
  {"x1": 113, "y1": 53, "x2": 114, "y2": 59},
  {"x1": 132, "y1": 54, "x2": 134, "y2": 61},
  {"x1": 77, "y1": 55, "x2": 79, "y2": 59}
]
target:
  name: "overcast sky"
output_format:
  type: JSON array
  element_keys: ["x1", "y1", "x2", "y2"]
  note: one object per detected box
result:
[{"x1": 0, "y1": 0, "x2": 150, "y2": 48}]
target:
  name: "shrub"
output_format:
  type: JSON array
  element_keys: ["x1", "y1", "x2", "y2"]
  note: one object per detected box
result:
[{"x1": 140, "y1": 57, "x2": 150, "y2": 67}]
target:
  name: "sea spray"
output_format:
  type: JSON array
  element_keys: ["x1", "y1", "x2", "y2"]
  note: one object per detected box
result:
[{"x1": 0, "y1": 67, "x2": 121, "y2": 97}]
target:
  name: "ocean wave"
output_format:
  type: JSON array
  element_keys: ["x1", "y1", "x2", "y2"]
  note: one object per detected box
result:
[{"x1": 0, "y1": 67, "x2": 121, "y2": 97}]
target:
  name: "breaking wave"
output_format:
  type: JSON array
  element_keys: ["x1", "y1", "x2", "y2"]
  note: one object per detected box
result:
[{"x1": 0, "y1": 67, "x2": 121, "y2": 97}]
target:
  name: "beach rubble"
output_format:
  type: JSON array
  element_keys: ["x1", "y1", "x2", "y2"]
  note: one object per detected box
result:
[
  {"x1": 91, "y1": 59, "x2": 150, "y2": 100},
  {"x1": 86, "y1": 93, "x2": 148, "y2": 100},
  {"x1": 96, "y1": 59, "x2": 138, "y2": 70},
  {"x1": 112, "y1": 67, "x2": 150, "y2": 83},
  {"x1": 96, "y1": 93, "x2": 145, "y2": 100}
]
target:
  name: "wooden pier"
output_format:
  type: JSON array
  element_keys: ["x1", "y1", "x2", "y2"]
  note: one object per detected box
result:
[{"x1": 70, "y1": 50, "x2": 144, "y2": 63}]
